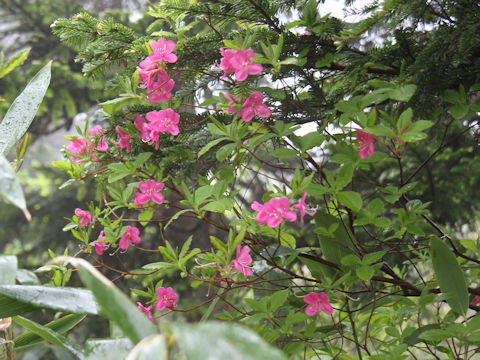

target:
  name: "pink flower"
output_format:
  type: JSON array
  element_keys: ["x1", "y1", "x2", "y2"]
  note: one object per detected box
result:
[
  {"x1": 356, "y1": 130, "x2": 375, "y2": 159},
  {"x1": 293, "y1": 192, "x2": 317, "y2": 224},
  {"x1": 134, "y1": 115, "x2": 154, "y2": 144},
  {"x1": 119, "y1": 226, "x2": 141, "y2": 250},
  {"x1": 472, "y1": 296, "x2": 480, "y2": 306},
  {"x1": 93, "y1": 231, "x2": 109, "y2": 256},
  {"x1": 147, "y1": 70, "x2": 175, "y2": 103},
  {"x1": 238, "y1": 92, "x2": 271, "y2": 122},
  {"x1": 116, "y1": 126, "x2": 131, "y2": 153},
  {"x1": 251, "y1": 197, "x2": 297, "y2": 228},
  {"x1": 156, "y1": 286, "x2": 178, "y2": 311},
  {"x1": 225, "y1": 93, "x2": 241, "y2": 115},
  {"x1": 145, "y1": 108, "x2": 180, "y2": 137},
  {"x1": 304, "y1": 292, "x2": 333, "y2": 317},
  {"x1": 149, "y1": 38, "x2": 178, "y2": 64},
  {"x1": 138, "y1": 57, "x2": 161, "y2": 90},
  {"x1": 137, "y1": 302, "x2": 154, "y2": 322},
  {"x1": 88, "y1": 125, "x2": 108, "y2": 152},
  {"x1": 219, "y1": 48, "x2": 263, "y2": 81},
  {"x1": 230, "y1": 245, "x2": 253, "y2": 277},
  {"x1": 75, "y1": 208, "x2": 92, "y2": 226},
  {"x1": 134, "y1": 179, "x2": 165, "y2": 207},
  {"x1": 67, "y1": 137, "x2": 87, "y2": 163}
]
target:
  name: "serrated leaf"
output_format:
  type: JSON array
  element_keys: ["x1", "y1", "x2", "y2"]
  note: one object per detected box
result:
[{"x1": 0, "y1": 48, "x2": 30, "y2": 79}]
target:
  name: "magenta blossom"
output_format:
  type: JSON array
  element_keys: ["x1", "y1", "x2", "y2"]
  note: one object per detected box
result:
[
  {"x1": 137, "y1": 302, "x2": 154, "y2": 322},
  {"x1": 149, "y1": 38, "x2": 178, "y2": 64},
  {"x1": 238, "y1": 92, "x2": 271, "y2": 122},
  {"x1": 134, "y1": 179, "x2": 165, "y2": 207},
  {"x1": 116, "y1": 126, "x2": 131, "y2": 153},
  {"x1": 472, "y1": 296, "x2": 480, "y2": 306},
  {"x1": 147, "y1": 70, "x2": 175, "y2": 103},
  {"x1": 293, "y1": 192, "x2": 317, "y2": 224},
  {"x1": 219, "y1": 48, "x2": 263, "y2": 81},
  {"x1": 67, "y1": 137, "x2": 87, "y2": 163},
  {"x1": 304, "y1": 292, "x2": 333, "y2": 317},
  {"x1": 145, "y1": 108, "x2": 180, "y2": 137},
  {"x1": 75, "y1": 208, "x2": 92, "y2": 227},
  {"x1": 88, "y1": 125, "x2": 108, "y2": 152},
  {"x1": 134, "y1": 115, "x2": 154, "y2": 143},
  {"x1": 156, "y1": 286, "x2": 178, "y2": 311},
  {"x1": 93, "y1": 231, "x2": 109, "y2": 256},
  {"x1": 356, "y1": 130, "x2": 375, "y2": 159},
  {"x1": 218, "y1": 48, "x2": 237, "y2": 79},
  {"x1": 119, "y1": 226, "x2": 141, "y2": 250},
  {"x1": 251, "y1": 197, "x2": 297, "y2": 228},
  {"x1": 230, "y1": 245, "x2": 253, "y2": 277}
]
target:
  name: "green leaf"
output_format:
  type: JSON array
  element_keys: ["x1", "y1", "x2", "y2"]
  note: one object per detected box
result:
[
  {"x1": 388, "y1": 85, "x2": 416, "y2": 102},
  {"x1": 14, "y1": 314, "x2": 86, "y2": 350},
  {"x1": 400, "y1": 120, "x2": 433, "y2": 142},
  {"x1": 69, "y1": 258, "x2": 157, "y2": 344},
  {"x1": 280, "y1": 233, "x2": 296, "y2": 248},
  {"x1": 269, "y1": 289, "x2": 289, "y2": 312},
  {"x1": 403, "y1": 324, "x2": 441, "y2": 345},
  {"x1": 362, "y1": 124, "x2": 396, "y2": 138},
  {"x1": 336, "y1": 164, "x2": 354, "y2": 190},
  {"x1": 397, "y1": 108, "x2": 413, "y2": 132},
  {"x1": 271, "y1": 148, "x2": 298, "y2": 159},
  {"x1": 0, "y1": 255, "x2": 17, "y2": 285},
  {"x1": 418, "y1": 329, "x2": 456, "y2": 342},
  {"x1": 171, "y1": 321, "x2": 287, "y2": 360},
  {"x1": 216, "y1": 143, "x2": 236, "y2": 162},
  {"x1": 0, "y1": 48, "x2": 30, "y2": 79},
  {"x1": 101, "y1": 96, "x2": 138, "y2": 114},
  {"x1": 138, "y1": 208, "x2": 154, "y2": 226},
  {"x1": 198, "y1": 137, "x2": 227, "y2": 158},
  {"x1": 337, "y1": 191, "x2": 363, "y2": 211},
  {"x1": 14, "y1": 316, "x2": 85, "y2": 359},
  {"x1": 356, "y1": 265, "x2": 374, "y2": 281},
  {"x1": 126, "y1": 334, "x2": 168, "y2": 360},
  {"x1": 0, "y1": 61, "x2": 51, "y2": 156},
  {"x1": 0, "y1": 285, "x2": 99, "y2": 317},
  {"x1": 0, "y1": 155, "x2": 29, "y2": 219},
  {"x1": 449, "y1": 104, "x2": 469, "y2": 120},
  {"x1": 430, "y1": 238, "x2": 469, "y2": 315},
  {"x1": 84, "y1": 338, "x2": 132, "y2": 359}
]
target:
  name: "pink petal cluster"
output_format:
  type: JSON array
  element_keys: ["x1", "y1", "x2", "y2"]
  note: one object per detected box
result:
[
  {"x1": 356, "y1": 130, "x2": 375, "y2": 159},
  {"x1": 119, "y1": 226, "x2": 141, "y2": 250},
  {"x1": 116, "y1": 126, "x2": 131, "y2": 153},
  {"x1": 93, "y1": 231, "x2": 109, "y2": 256},
  {"x1": 137, "y1": 38, "x2": 177, "y2": 103},
  {"x1": 225, "y1": 93, "x2": 241, "y2": 115},
  {"x1": 229, "y1": 245, "x2": 253, "y2": 277},
  {"x1": 472, "y1": 296, "x2": 480, "y2": 306},
  {"x1": 293, "y1": 192, "x2": 316, "y2": 224},
  {"x1": 304, "y1": 292, "x2": 333, "y2": 317},
  {"x1": 251, "y1": 197, "x2": 297, "y2": 228},
  {"x1": 156, "y1": 286, "x2": 178, "y2": 311},
  {"x1": 137, "y1": 302, "x2": 154, "y2": 322},
  {"x1": 219, "y1": 48, "x2": 263, "y2": 81},
  {"x1": 67, "y1": 125, "x2": 108, "y2": 163},
  {"x1": 75, "y1": 208, "x2": 92, "y2": 227},
  {"x1": 134, "y1": 179, "x2": 165, "y2": 207},
  {"x1": 134, "y1": 109, "x2": 180, "y2": 149}
]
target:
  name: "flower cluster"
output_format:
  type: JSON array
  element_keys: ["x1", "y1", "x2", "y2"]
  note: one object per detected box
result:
[
  {"x1": 356, "y1": 130, "x2": 375, "y2": 159},
  {"x1": 137, "y1": 38, "x2": 177, "y2": 103},
  {"x1": 93, "y1": 231, "x2": 109, "y2": 256},
  {"x1": 230, "y1": 245, "x2": 253, "y2": 277},
  {"x1": 226, "y1": 92, "x2": 271, "y2": 123},
  {"x1": 218, "y1": 48, "x2": 263, "y2": 81},
  {"x1": 134, "y1": 109, "x2": 180, "y2": 149},
  {"x1": 67, "y1": 125, "x2": 108, "y2": 163},
  {"x1": 75, "y1": 208, "x2": 92, "y2": 226},
  {"x1": 137, "y1": 286, "x2": 178, "y2": 323},
  {"x1": 119, "y1": 225, "x2": 141, "y2": 250}
]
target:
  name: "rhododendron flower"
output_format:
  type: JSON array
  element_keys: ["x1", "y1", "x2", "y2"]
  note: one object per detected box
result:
[
  {"x1": 93, "y1": 231, "x2": 109, "y2": 256},
  {"x1": 134, "y1": 179, "x2": 165, "y2": 207},
  {"x1": 146, "y1": 108, "x2": 180, "y2": 137},
  {"x1": 225, "y1": 93, "x2": 241, "y2": 115},
  {"x1": 293, "y1": 192, "x2": 317, "y2": 224},
  {"x1": 156, "y1": 287, "x2": 178, "y2": 311},
  {"x1": 88, "y1": 125, "x2": 108, "y2": 152},
  {"x1": 251, "y1": 197, "x2": 297, "y2": 228},
  {"x1": 304, "y1": 292, "x2": 333, "y2": 317},
  {"x1": 116, "y1": 126, "x2": 131, "y2": 153},
  {"x1": 119, "y1": 226, "x2": 141, "y2": 250},
  {"x1": 147, "y1": 70, "x2": 175, "y2": 103},
  {"x1": 149, "y1": 38, "x2": 178, "y2": 64},
  {"x1": 67, "y1": 137, "x2": 87, "y2": 163},
  {"x1": 137, "y1": 302, "x2": 154, "y2": 322},
  {"x1": 238, "y1": 92, "x2": 271, "y2": 122},
  {"x1": 219, "y1": 48, "x2": 263, "y2": 81},
  {"x1": 356, "y1": 130, "x2": 375, "y2": 159},
  {"x1": 472, "y1": 296, "x2": 480, "y2": 306},
  {"x1": 230, "y1": 245, "x2": 253, "y2": 277},
  {"x1": 134, "y1": 115, "x2": 153, "y2": 143},
  {"x1": 75, "y1": 208, "x2": 92, "y2": 226}
]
